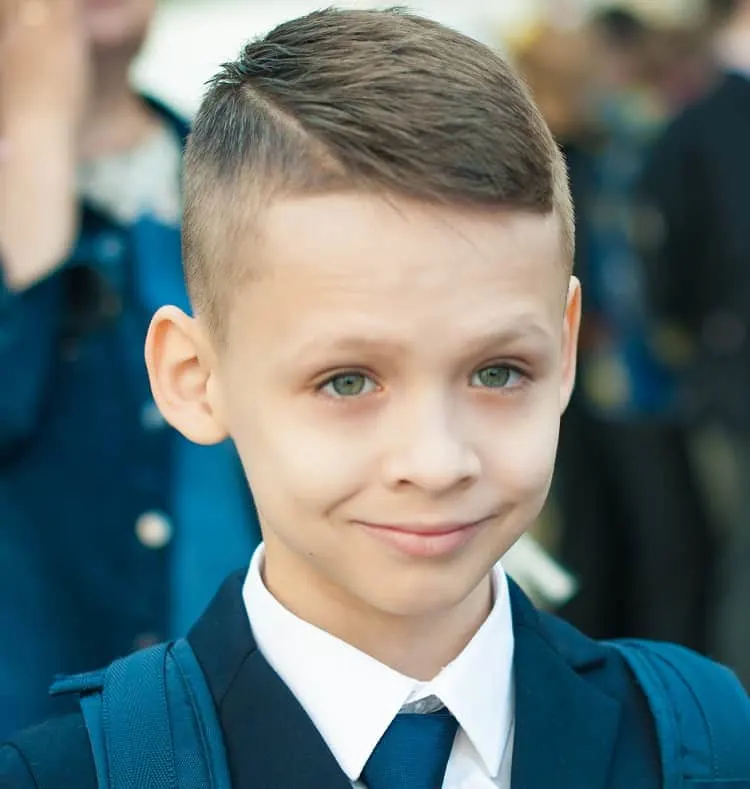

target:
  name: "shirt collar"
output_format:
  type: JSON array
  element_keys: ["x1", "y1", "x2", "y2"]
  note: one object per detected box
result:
[{"x1": 243, "y1": 544, "x2": 515, "y2": 781}]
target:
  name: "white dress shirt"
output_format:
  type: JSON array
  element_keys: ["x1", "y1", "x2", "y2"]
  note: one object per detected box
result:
[{"x1": 243, "y1": 545, "x2": 515, "y2": 788}]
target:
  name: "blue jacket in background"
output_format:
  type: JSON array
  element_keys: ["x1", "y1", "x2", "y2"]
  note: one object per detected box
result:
[
  {"x1": 578, "y1": 92, "x2": 680, "y2": 421},
  {"x1": 0, "y1": 98, "x2": 260, "y2": 737}
]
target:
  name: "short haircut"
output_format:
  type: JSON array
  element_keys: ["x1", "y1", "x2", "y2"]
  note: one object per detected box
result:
[{"x1": 183, "y1": 7, "x2": 574, "y2": 335}]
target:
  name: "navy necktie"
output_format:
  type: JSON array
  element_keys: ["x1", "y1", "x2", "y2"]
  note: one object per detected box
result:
[{"x1": 361, "y1": 708, "x2": 459, "y2": 789}]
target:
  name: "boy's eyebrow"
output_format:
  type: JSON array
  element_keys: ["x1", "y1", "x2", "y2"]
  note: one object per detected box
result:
[{"x1": 286, "y1": 319, "x2": 555, "y2": 361}]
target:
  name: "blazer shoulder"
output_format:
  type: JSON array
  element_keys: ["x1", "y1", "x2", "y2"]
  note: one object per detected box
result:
[
  {"x1": 0, "y1": 713, "x2": 96, "y2": 789},
  {"x1": 537, "y1": 610, "x2": 657, "y2": 704},
  {"x1": 536, "y1": 609, "x2": 662, "y2": 782}
]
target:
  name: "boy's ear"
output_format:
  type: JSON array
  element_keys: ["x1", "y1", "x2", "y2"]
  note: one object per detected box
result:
[
  {"x1": 145, "y1": 306, "x2": 229, "y2": 445},
  {"x1": 559, "y1": 276, "x2": 582, "y2": 413}
]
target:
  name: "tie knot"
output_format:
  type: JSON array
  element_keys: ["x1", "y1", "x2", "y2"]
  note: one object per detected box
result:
[{"x1": 362, "y1": 708, "x2": 459, "y2": 789}]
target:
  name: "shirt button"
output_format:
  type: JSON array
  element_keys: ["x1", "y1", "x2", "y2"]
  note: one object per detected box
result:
[
  {"x1": 140, "y1": 401, "x2": 166, "y2": 430},
  {"x1": 135, "y1": 511, "x2": 173, "y2": 549}
]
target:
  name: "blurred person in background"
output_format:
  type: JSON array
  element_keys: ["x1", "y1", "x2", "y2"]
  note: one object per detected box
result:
[
  {"x1": 0, "y1": 0, "x2": 260, "y2": 736},
  {"x1": 511, "y1": 23, "x2": 596, "y2": 334},
  {"x1": 648, "y1": 24, "x2": 715, "y2": 111},
  {"x1": 516, "y1": 9, "x2": 713, "y2": 652},
  {"x1": 513, "y1": 23, "x2": 608, "y2": 630},
  {"x1": 568, "y1": 6, "x2": 713, "y2": 652},
  {"x1": 639, "y1": 0, "x2": 750, "y2": 687}
]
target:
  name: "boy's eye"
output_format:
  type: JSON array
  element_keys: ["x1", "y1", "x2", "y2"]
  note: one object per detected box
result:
[
  {"x1": 320, "y1": 372, "x2": 377, "y2": 398},
  {"x1": 471, "y1": 365, "x2": 522, "y2": 389}
]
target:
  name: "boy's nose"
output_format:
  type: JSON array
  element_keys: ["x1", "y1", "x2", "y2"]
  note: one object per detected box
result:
[{"x1": 381, "y1": 398, "x2": 481, "y2": 494}]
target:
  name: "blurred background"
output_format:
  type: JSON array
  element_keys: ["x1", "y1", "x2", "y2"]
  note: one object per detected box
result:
[{"x1": 3, "y1": 0, "x2": 750, "y2": 740}]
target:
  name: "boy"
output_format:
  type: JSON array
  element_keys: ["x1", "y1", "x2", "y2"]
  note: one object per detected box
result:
[
  {"x1": 0, "y1": 0, "x2": 258, "y2": 736},
  {"x1": 1, "y1": 7, "x2": 748, "y2": 788}
]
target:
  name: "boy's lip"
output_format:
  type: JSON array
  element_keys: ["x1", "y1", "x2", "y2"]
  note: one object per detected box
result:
[
  {"x1": 357, "y1": 518, "x2": 489, "y2": 535},
  {"x1": 355, "y1": 517, "x2": 491, "y2": 558}
]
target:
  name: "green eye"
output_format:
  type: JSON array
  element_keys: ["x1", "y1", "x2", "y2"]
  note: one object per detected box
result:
[
  {"x1": 472, "y1": 366, "x2": 518, "y2": 389},
  {"x1": 322, "y1": 372, "x2": 375, "y2": 398}
]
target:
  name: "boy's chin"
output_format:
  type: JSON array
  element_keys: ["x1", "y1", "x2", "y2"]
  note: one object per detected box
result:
[{"x1": 354, "y1": 564, "x2": 495, "y2": 622}]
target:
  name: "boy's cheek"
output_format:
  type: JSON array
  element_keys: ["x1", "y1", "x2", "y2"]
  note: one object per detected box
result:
[
  {"x1": 492, "y1": 408, "x2": 560, "y2": 491},
  {"x1": 231, "y1": 412, "x2": 367, "y2": 503}
]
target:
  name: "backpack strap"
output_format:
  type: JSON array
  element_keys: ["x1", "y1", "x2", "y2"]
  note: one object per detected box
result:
[
  {"x1": 49, "y1": 639, "x2": 230, "y2": 789},
  {"x1": 610, "y1": 639, "x2": 750, "y2": 789},
  {"x1": 50, "y1": 668, "x2": 111, "y2": 788},
  {"x1": 169, "y1": 639, "x2": 232, "y2": 789}
]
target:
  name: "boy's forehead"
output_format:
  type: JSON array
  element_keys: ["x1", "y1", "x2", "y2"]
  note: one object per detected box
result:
[
  {"x1": 223, "y1": 192, "x2": 568, "y2": 350},
  {"x1": 250, "y1": 192, "x2": 567, "y2": 282}
]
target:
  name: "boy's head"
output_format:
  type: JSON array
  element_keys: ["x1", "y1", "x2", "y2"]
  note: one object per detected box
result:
[
  {"x1": 148, "y1": 8, "x2": 580, "y2": 653},
  {"x1": 180, "y1": 9, "x2": 575, "y2": 337}
]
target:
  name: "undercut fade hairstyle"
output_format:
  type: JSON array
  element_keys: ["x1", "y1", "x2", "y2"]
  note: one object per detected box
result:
[{"x1": 183, "y1": 7, "x2": 574, "y2": 336}]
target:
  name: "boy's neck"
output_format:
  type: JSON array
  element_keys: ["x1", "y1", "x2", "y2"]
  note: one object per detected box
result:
[
  {"x1": 79, "y1": 54, "x2": 160, "y2": 161},
  {"x1": 262, "y1": 548, "x2": 494, "y2": 681}
]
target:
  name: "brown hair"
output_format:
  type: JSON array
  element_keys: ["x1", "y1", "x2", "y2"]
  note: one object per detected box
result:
[{"x1": 183, "y1": 7, "x2": 573, "y2": 334}]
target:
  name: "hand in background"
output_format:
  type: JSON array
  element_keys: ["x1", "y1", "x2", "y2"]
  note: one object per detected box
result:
[{"x1": 1, "y1": 0, "x2": 89, "y2": 289}]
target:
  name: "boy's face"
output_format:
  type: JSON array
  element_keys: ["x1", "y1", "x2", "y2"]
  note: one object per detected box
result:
[{"x1": 151, "y1": 192, "x2": 579, "y2": 627}]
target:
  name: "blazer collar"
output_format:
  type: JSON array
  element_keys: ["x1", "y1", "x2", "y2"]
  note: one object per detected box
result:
[
  {"x1": 189, "y1": 573, "x2": 623, "y2": 789},
  {"x1": 508, "y1": 579, "x2": 623, "y2": 789},
  {"x1": 188, "y1": 572, "x2": 351, "y2": 789}
]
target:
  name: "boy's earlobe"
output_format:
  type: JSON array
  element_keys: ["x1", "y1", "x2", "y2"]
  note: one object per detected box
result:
[
  {"x1": 145, "y1": 306, "x2": 229, "y2": 446},
  {"x1": 560, "y1": 276, "x2": 582, "y2": 413}
]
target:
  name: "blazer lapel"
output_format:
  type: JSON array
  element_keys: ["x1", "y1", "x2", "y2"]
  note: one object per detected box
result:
[
  {"x1": 188, "y1": 573, "x2": 352, "y2": 789},
  {"x1": 509, "y1": 580, "x2": 623, "y2": 789},
  {"x1": 190, "y1": 573, "x2": 624, "y2": 789},
  {"x1": 221, "y1": 647, "x2": 354, "y2": 789}
]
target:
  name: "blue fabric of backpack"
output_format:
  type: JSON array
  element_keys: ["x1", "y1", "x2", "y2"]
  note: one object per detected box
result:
[
  {"x1": 50, "y1": 638, "x2": 230, "y2": 789},
  {"x1": 50, "y1": 638, "x2": 749, "y2": 788},
  {"x1": 609, "y1": 640, "x2": 750, "y2": 789}
]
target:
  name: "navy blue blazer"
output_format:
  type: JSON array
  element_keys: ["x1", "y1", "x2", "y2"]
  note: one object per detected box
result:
[{"x1": 0, "y1": 573, "x2": 661, "y2": 788}]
